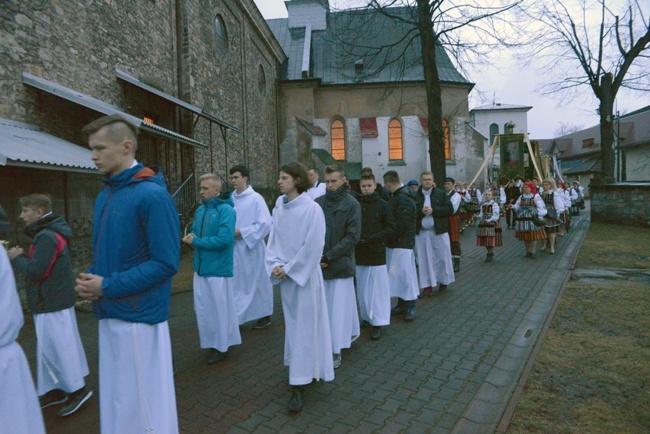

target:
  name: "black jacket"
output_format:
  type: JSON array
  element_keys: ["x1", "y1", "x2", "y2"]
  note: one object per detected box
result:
[
  {"x1": 12, "y1": 214, "x2": 76, "y2": 314},
  {"x1": 315, "y1": 184, "x2": 361, "y2": 280},
  {"x1": 415, "y1": 187, "x2": 453, "y2": 235},
  {"x1": 386, "y1": 185, "x2": 417, "y2": 249},
  {"x1": 355, "y1": 192, "x2": 395, "y2": 266}
]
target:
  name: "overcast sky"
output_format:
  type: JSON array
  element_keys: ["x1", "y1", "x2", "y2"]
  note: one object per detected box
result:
[{"x1": 253, "y1": 0, "x2": 650, "y2": 139}]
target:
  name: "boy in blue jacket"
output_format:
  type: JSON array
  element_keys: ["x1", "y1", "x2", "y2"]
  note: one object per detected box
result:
[
  {"x1": 75, "y1": 115, "x2": 180, "y2": 433},
  {"x1": 182, "y1": 173, "x2": 241, "y2": 364}
]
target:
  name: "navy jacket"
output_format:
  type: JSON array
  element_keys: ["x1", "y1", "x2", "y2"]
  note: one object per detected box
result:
[
  {"x1": 386, "y1": 185, "x2": 417, "y2": 249},
  {"x1": 315, "y1": 184, "x2": 361, "y2": 280},
  {"x1": 191, "y1": 192, "x2": 236, "y2": 277},
  {"x1": 12, "y1": 215, "x2": 76, "y2": 314},
  {"x1": 90, "y1": 164, "x2": 180, "y2": 325},
  {"x1": 415, "y1": 187, "x2": 453, "y2": 235}
]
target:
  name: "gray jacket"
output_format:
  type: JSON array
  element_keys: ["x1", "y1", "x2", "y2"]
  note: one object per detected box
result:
[{"x1": 315, "y1": 185, "x2": 361, "y2": 280}]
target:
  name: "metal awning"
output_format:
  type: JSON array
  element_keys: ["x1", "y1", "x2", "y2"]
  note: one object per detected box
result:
[
  {"x1": 22, "y1": 72, "x2": 207, "y2": 148},
  {"x1": 0, "y1": 118, "x2": 97, "y2": 174},
  {"x1": 116, "y1": 69, "x2": 241, "y2": 132}
]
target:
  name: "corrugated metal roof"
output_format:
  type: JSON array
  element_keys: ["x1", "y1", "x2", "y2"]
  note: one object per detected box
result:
[
  {"x1": 267, "y1": 7, "x2": 472, "y2": 86},
  {"x1": 116, "y1": 69, "x2": 240, "y2": 132},
  {"x1": 564, "y1": 157, "x2": 602, "y2": 174},
  {"x1": 0, "y1": 118, "x2": 96, "y2": 172},
  {"x1": 22, "y1": 73, "x2": 207, "y2": 148}
]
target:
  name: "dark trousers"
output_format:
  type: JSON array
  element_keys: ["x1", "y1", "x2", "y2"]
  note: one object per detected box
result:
[{"x1": 451, "y1": 240, "x2": 461, "y2": 257}]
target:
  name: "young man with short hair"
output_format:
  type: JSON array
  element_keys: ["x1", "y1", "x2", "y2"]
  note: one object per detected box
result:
[
  {"x1": 9, "y1": 194, "x2": 92, "y2": 417},
  {"x1": 415, "y1": 172, "x2": 455, "y2": 297},
  {"x1": 183, "y1": 174, "x2": 241, "y2": 364},
  {"x1": 229, "y1": 165, "x2": 273, "y2": 329},
  {"x1": 382, "y1": 170, "x2": 419, "y2": 321},
  {"x1": 355, "y1": 173, "x2": 395, "y2": 340},
  {"x1": 315, "y1": 165, "x2": 362, "y2": 368},
  {"x1": 75, "y1": 114, "x2": 180, "y2": 433},
  {"x1": 266, "y1": 162, "x2": 334, "y2": 413}
]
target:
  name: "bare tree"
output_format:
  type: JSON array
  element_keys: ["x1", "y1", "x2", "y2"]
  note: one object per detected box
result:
[
  {"x1": 554, "y1": 121, "x2": 585, "y2": 137},
  {"x1": 517, "y1": 0, "x2": 650, "y2": 180},
  {"x1": 328, "y1": 0, "x2": 520, "y2": 185}
]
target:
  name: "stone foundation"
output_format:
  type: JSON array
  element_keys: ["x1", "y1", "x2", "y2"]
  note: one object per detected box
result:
[{"x1": 590, "y1": 182, "x2": 650, "y2": 227}]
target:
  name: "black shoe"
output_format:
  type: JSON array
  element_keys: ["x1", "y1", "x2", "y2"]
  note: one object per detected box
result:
[
  {"x1": 404, "y1": 307, "x2": 416, "y2": 322},
  {"x1": 391, "y1": 305, "x2": 404, "y2": 315},
  {"x1": 253, "y1": 316, "x2": 272, "y2": 329},
  {"x1": 485, "y1": 253, "x2": 494, "y2": 262},
  {"x1": 360, "y1": 320, "x2": 370, "y2": 328},
  {"x1": 439, "y1": 284, "x2": 448, "y2": 292},
  {"x1": 529, "y1": 253, "x2": 536, "y2": 259},
  {"x1": 453, "y1": 258, "x2": 460, "y2": 272},
  {"x1": 208, "y1": 349, "x2": 226, "y2": 364},
  {"x1": 289, "y1": 388, "x2": 304, "y2": 413},
  {"x1": 58, "y1": 388, "x2": 92, "y2": 417},
  {"x1": 371, "y1": 326, "x2": 382, "y2": 340},
  {"x1": 40, "y1": 389, "x2": 68, "y2": 409}
]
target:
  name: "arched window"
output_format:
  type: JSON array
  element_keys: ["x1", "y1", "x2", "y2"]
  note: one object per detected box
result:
[
  {"x1": 442, "y1": 119, "x2": 452, "y2": 160},
  {"x1": 215, "y1": 15, "x2": 228, "y2": 53},
  {"x1": 504, "y1": 122, "x2": 514, "y2": 134},
  {"x1": 388, "y1": 118, "x2": 403, "y2": 161},
  {"x1": 489, "y1": 123, "x2": 499, "y2": 144},
  {"x1": 331, "y1": 119, "x2": 346, "y2": 161}
]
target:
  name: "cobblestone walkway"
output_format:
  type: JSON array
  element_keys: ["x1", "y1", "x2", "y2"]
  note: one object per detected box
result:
[{"x1": 18, "y1": 210, "x2": 590, "y2": 433}]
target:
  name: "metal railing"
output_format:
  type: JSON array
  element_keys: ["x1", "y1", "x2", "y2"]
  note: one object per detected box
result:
[{"x1": 171, "y1": 173, "x2": 197, "y2": 220}]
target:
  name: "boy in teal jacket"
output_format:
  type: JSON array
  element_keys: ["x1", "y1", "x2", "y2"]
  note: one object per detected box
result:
[{"x1": 183, "y1": 174, "x2": 240, "y2": 364}]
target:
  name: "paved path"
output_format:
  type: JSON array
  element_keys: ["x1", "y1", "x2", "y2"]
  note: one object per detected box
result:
[{"x1": 18, "y1": 210, "x2": 590, "y2": 433}]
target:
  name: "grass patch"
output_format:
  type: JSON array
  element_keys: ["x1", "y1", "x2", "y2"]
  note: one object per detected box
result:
[
  {"x1": 575, "y1": 222, "x2": 650, "y2": 269},
  {"x1": 508, "y1": 223, "x2": 650, "y2": 434}
]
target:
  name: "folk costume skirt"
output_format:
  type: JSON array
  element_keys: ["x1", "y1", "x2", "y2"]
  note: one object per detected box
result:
[{"x1": 476, "y1": 221, "x2": 503, "y2": 247}]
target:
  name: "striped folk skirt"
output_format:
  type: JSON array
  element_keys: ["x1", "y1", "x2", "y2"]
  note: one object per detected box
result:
[
  {"x1": 515, "y1": 207, "x2": 547, "y2": 241},
  {"x1": 476, "y1": 220, "x2": 503, "y2": 247}
]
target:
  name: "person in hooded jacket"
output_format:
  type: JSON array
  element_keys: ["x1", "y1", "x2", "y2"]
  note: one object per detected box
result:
[
  {"x1": 9, "y1": 194, "x2": 92, "y2": 417},
  {"x1": 183, "y1": 174, "x2": 241, "y2": 364},
  {"x1": 382, "y1": 170, "x2": 419, "y2": 322},
  {"x1": 1, "y1": 204, "x2": 46, "y2": 433},
  {"x1": 75, "y1": 115, "x2": 180, "y2": 433},
  {"x1": 315, "y1": 165, "x2": 361, "y2": 369},
  {"x1": 355, "y1": 172, "x2": 395, "y2": 341}
]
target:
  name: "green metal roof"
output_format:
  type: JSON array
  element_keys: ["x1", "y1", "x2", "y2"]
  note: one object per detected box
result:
[
  {"x1": 311, "y1": 149, "x2": 363, "y2": 180},
  {"x1": 267, "y1": 6, "x2": 472, "y2": 86}
]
